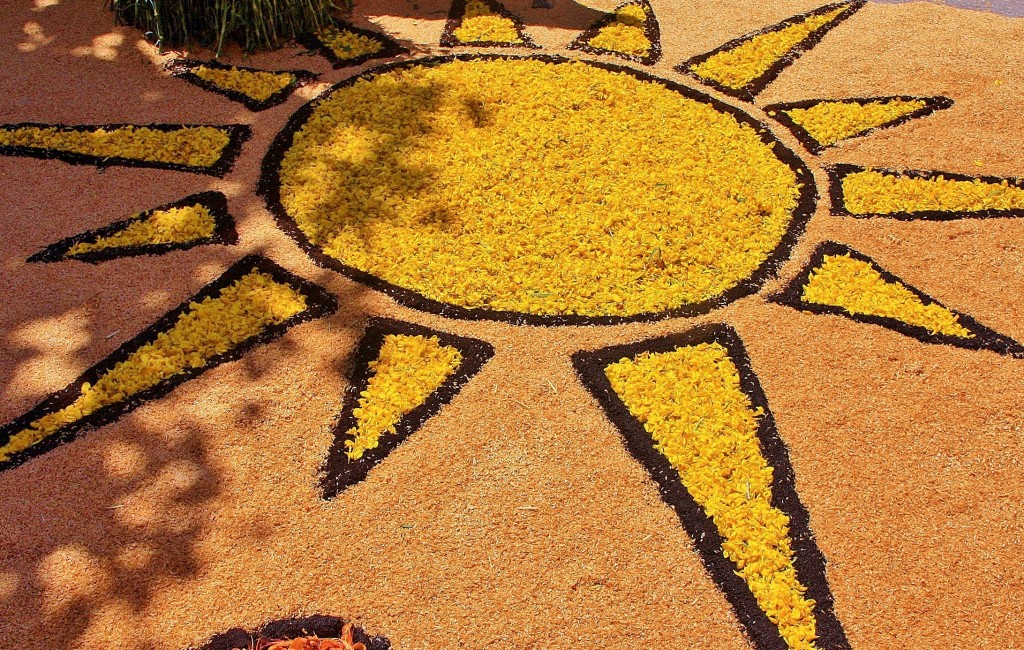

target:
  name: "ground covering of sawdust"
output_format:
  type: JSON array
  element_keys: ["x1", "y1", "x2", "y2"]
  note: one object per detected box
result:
[{"x1": 1, "y1": 0, "x2": 1023, "y2": 648}]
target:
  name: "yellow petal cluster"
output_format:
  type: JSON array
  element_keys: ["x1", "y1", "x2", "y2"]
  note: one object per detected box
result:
[
  {"x1": 0, "y1": 125, "x2": 231, "y2": 167},
  {"x1": 841, "y1": 169, "x2": 1024, "y2": 215},
  {"x1": 0, "y1": 271, "x2": 307, "y2": 462},
  {"x1": 277, "y1": 59, "x2": 801, "y2": 318},
  {"x1": 344, "y1": 334, "x2": 461, "y2": 460},
  {"x1": 690, "y1": 8, "x2": 845, "y2": 90},
  {"x1": 453, "y1": 0, "x2": 522, "y2": 44},
  {"x1": 605, "y1": 343, "x2": 819, "y2": 649},
  {"x1": 66, "y1": 203, "x2": 216, "y2": 256},
  {"x1": 588, "y1": 3, "x2": 651, "y2": 56},
  {"x1": 780, "y1": 99, "x2": 926, "y2": 147},
  {"x1": 802, "y1": 253, "x2": 972, "y2": 337},
  {"x1": 317, "y1": 25, "x2": 384, "y2": 62},
  {"x1": 193, "y1": 65, "x2": 295, "y2": 102}
]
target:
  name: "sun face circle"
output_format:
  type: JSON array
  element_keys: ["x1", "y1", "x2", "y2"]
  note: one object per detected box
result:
[{"x1": 264, "y1": 56, "x2": 817, "y2": 323}]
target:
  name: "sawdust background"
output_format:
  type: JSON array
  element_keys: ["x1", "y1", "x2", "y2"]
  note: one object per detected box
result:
[{"x1": 0, "y1": 0, "x2": 1022, "y2": 648}]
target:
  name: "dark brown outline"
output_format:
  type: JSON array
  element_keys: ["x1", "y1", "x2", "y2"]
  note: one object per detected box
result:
[
  {"x1": 297, "y1": 19, "x2": 409, "y2": 70},
  {"x1": 572, "y1": 324, "x2": 851, "y2": 650},
  {"x1": 765, "y1": 96, "x2": 953, "y2": 155},
  {"x1": 566, "y1": 0, "x2": 662, "y2": 66},
  {"x1": 0, "y1": 255, "x2": 338, "y2": 474},
  {"x1": 320, "y1": 317, "x2": 494, "y2": 500},
  {"x1": 0, "y1": 122, "x2": 251, "y2": 177},
  {"x1": 166, "y1": 59, "x2": 319, "y2": 112},
  {"x1": 440, "y1": 0, "x2": 540, "y2": 49},
  {"x1": 676, "y1": 0, "x2": 866, "y2": 102},
  {"x1": 826, "y1": 163, "x2": 1024, "y2": 220},
  {"x1": 769, "y1": 241, "x2": 1024, "y2": 357},
  {"x1": 195, "y1": 615, "x2": 390, "y2": 650},
  {"x1": 258, "y1": 53, "x2": 819, "y2": 327},
  {"x1": 28, "y1": 191, "x2": 237, "y2": 264}
]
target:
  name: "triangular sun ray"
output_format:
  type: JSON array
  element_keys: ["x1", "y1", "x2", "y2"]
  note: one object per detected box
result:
[
  {"x1": 0, "y1": 122, "x2": 250, "y2": 176},
  {"x1": 772, "y1": 242, "x2": 1024, "y2": 357},
  {"x1": 678, "y1": 0, "x2": 865, "y2": 101},
  {"x1": 574, "y1": 325, "x2": 850, "y2": 650},
  {"x1": 828, "y1": 164, "x2": 1024, "y2": 219},
  {"x1": 320, "y1": 318, "x2": 494, "y2": 499},
  {"x1": 167, "y1": 60, "x2": 317, "y2": 112},
  {"x1": 29, "y1": 191, "x2": 237, "y2": 264},
  {"x1": 0, "y1": 255, "x2": 337, "y2": 471},
  {"x1": 298, "y1": 20, "x2": 408, "y2": 69},
  {"x1": 765, "y1": 96, "x2": 953, "y2": 154},
  {"x1": 568, "y1": 0, "x2": 662, "y2": 65},
  {"x1": 441, "y1": 0, "x2": 538, "y2": 48}
]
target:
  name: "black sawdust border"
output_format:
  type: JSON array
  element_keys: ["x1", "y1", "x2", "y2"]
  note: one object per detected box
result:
[
  {"x1": 826, "y1": 163, "x2": 1024, "y2": 220},
  {"x1": 0, "y1": 122, "x2": 251, "y2": 177},
  {"x1": 28, "y1": 190, "x2": 237, "y2": 264},
  {"x1": 258, "y1": 53, "x2": 819, "y2": 327},
  {"x1": 297, "y1": 19, "x2": 409, "y2": 69},
  {"x1": 677, "y1": 0, "x2": 866, "y2": 103},
  {"x1": 769, "y1": 241, "x2": 1024, "y2": 357},
  {"x1": 320, "y1": 317, "x2": 494, "y2": 500},
  {"x1": 166, "y1": 59, "x2": 319, "y2": 112},
  {"x1": 0, "y1": 255, "x2": 338, "y2": 474},
  {"x1": 440, "y1": 0, "x2": 540, "y2": 49},
  {"x1": 764, "y1": 95, "x2": 953, "y2": 155},
  {"x1": 573, "y1": 323, "x2": 851, "y2": 650},
  {"x1": 567, "y1": 0, "x2": 662, "y2": 66},
  {"x1": 195, "y1": 615, "x2": 390, "y2": 650}
]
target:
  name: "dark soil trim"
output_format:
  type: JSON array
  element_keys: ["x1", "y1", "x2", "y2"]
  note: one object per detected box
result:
[
  {"x1": 196, "y1": 614, "x2": 390, "y2": 650},
  {"x1": 440, "y1": 0, "x2": 540, "y2": 49},
  {"x1": 320, "y1": 317, "x2": 494, "y2": 500},
  {"x1": 769, "y1": 241, "x2": 1024, "y2": 357},
  {"x1": 764, "y1": 95, "x2": 953, "y2": 155},
  {"x1": 258, "y1": 53, "x2": 818, "y2": 327},
  {"x1": 297, "y1": 19, "x2": 409, "y2": 69},
  {"x1": 826, "y1": 163, "x2": 1024, "y2": 220},
  {"x1": 0, "y1": 122, "x2": 251, "y2": 177},
  {"x1": 677, "y1": 0, "x2": 866, "y2": 102},
  {"x1": 28, "y1": 191, "x2": 237, "y2": 264},
  {"x1": 572, "y1": 324, "x2": 851, "y2": 650},
  {"x1": 567, "y1": 0, "x2": 662, "y2": 66},
  {"x1": 0, "y1": 255, "x2": 338, "y2": 474},
  {"x1": 166, "y1": 59, "x2": 319, "y2": 112}
]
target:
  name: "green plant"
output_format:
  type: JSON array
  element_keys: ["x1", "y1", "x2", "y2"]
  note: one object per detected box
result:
[{"x1": 108, "y1": 0, "x2": 344, "y2": 54}]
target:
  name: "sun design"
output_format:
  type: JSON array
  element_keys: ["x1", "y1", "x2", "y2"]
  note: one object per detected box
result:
[{"x1": 2, "y1": 1, "x2": 1023, "y2": 649}]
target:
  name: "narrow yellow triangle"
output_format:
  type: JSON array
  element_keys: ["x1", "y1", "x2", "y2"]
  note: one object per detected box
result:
[
  {"x1": 605, "y1": 343, "x2": 819, "y2": 648},
  {"x1": 802, "y1": 253, "x2": 972, "y2": 337},
  {"x1": 840, "y1": 168, "x2": 1024, "y2": 216},
  {"x1": 781, "y1": 98, "x2": 927, "y2": 147},
  {"x1": 689, "y1": 5, "x2": 847, "y2": 91},
  {"x1": 453, "y1": 0, "x2": 524, "y2": 44},
  {"x1": 343, "y1": 334, "x2": 463, "y2": 460},
  {"x1": 65, "y1": 202, "x2": 216, "y2": 258}
]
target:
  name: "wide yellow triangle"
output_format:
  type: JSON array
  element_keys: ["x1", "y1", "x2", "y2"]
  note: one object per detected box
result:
[
  {"x1": 604, "y1": 342, "x2": 819, "y2": 648},
  {"x1": 448, "y1": 0, "x2": 528, "y2": 45},
  {"x1": 781, "y1": 98, "x2": 927, "y2": 147}
]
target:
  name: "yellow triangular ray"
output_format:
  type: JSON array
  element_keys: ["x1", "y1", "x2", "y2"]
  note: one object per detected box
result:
[
  {"x1": 0, "y1": 123, "x2": 248, "y2": 175},
  {"x1": 443, "y1": 0, "x2": 535, "y2": 46},
  {"x1": 680, "y1": 1, "x2": 863, "y2": 99},
  {"x1": 31, "y1": 192, "x2": 234, "y2": 263},
  {"x1": 604, "y1": 342, "x2": 820, "y2": 648},
  {"x1": 342, "y1": 333, "x2": 463, "y2": 461},
  {"x1": 0, "y1": 257, "x2": 335, "y2": 467},
  {"x1": 834, "y1": 166, "x2": 1024, "y2": 217},
  {"x1": 572, "y1": 0, "x2": 661, "y2": 63},
  {"x1": 194, "y1": 65, "x2": 293, "y2": 101},
  {"x1": 312, "y1": 24, "x2": 389, "y2": 66},
  {"x1": 768, "y1": 96, "x2": 951, "y2": 152},
  {"x1": 802, "y1": 251, "x2": 971, "y2": 338}
]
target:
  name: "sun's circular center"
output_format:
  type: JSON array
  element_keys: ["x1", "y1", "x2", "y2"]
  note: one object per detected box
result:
[{"x1": 273, "y1": 58, "x2": 809, "y2": 320}]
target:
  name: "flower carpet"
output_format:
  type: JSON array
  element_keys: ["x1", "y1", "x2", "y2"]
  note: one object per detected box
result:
[{"x1": 1, "y1": 0, "x2": 1023, "y2": 649}]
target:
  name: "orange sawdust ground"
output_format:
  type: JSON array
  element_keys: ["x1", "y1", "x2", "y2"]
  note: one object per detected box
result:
[{"x1": 1, "y1": 1, "x2": 1023, "y2": 649}]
